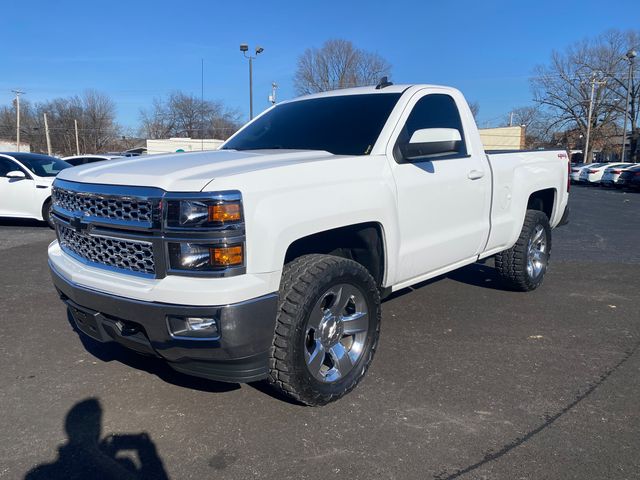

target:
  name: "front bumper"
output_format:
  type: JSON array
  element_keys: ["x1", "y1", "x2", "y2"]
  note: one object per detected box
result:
[{"x1": 50, "y1": 262, "x2": 278, "y2": 383}]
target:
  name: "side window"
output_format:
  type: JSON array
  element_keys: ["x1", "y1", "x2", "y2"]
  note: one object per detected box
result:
[
  {"x1": 0, "y1": 158, "x2": 23, "y2": 176},
  {"x1": 64, "y1": 158, "x2": 83, "y2": 166},
  {"x1": 395, "y1": 94, "x2": 467, "y2": 161}
]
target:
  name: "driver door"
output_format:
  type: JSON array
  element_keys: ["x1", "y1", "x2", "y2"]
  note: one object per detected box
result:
[{"x1": 388, "y1": 90, "x2": 491, "y2": 285}]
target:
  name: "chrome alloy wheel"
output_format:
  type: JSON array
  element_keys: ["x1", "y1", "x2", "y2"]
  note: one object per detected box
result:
[
  {"x1": 527, "y1": 225, "x2": 548, "y2": 279},
  {"x1": 304, "y1": 283, "x2": 369, "y2": 383}
]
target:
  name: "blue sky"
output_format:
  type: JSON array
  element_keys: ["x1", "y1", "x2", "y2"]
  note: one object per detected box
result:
[{"x1": 1, "y1": 0, "x2": 637, "y2": 131}]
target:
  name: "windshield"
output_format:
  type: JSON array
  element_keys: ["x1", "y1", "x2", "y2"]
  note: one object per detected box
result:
[
  {"x1": 11, "y1": 153, "x2": 71, "y2": 177},
  {"x1": 222, "y1": 93, "x2": 402, "y2": 156}
]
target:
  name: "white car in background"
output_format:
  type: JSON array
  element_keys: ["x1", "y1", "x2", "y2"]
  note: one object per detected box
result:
[
  {"x1": 578, "y1": 162, "x2": 630, "y2": 184},
  {"x1": 0, "y1": 152, "x2": 71, "y2": 228},
  {"x1": 62, "y1": 154, "x2": 124, "y2": 166},
  {"x1": 600, "y1": 163, "x2": 636, "y2": 188},
  {"x1": 569, "y1": 163, "x2": 596, "y2": 183}
]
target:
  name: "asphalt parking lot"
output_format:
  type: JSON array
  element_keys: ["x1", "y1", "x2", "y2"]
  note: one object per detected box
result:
[{"x1": 1, "y1": 185, "x2": 639, "y2": 480}]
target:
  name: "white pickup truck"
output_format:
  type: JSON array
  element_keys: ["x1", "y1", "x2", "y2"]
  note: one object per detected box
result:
[{"x1": 48, "y1": 82, "x2": 570, "y2": 405}]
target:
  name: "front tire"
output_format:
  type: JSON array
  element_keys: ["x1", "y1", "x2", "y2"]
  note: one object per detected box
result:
[
  {"x1": 495, "y1": 210, "x2": 551, "y2": 291},
  {"x1": 268, "y1": 254, "x2": 381, "y2": 406}
]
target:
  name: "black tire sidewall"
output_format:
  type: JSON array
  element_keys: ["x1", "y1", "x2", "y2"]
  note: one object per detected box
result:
[
  {"x1": 521, "y1": 211, "x2": 551, "y2": 290},
  {"x1": 282, "y1": 258, "x2": 381, "y2": 402},
  {"x1": 43, "y1": 200, "x2": 54, "y2": 229}
]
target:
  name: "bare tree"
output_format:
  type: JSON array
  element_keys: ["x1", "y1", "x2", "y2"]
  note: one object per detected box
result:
[
  {"x1": 505, "y1": 105, "x2": 557, "y2": 148},
  {"x1": 603, "y1": 30, "x2": 640, "y2": 161},
  {"x1": 139, "y1": 98, "x2": 175, "y2": 139},
  {"x1": 531, "y1": 29, "x2": 639, "y2": 161},
  {"x1": 139, "y1": 91, "x2": 241, "y2": 140},
  {"x1": 468, "y1": 101, "x2": 480, "y2": 120},
  {"x1": 0, "y1": 91, "x2": 121, "y2": 156},
  {"x1": 294, "y1": 39, "x2": 391, "y2": 95},
  {"x1": 82, "y1": 90, "x2": 118, "y2": 153}
]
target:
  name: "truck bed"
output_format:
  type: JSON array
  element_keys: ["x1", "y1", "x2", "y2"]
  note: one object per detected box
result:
[{"x1": 480, "y1": 149, "x2": 570, "y2": 259}]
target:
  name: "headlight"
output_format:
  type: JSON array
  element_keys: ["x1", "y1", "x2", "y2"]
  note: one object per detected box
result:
[
  {"x1": 166, "y1": 197, "x2": 243, "y2": 229},
  {"x1": 168, "y1": 242, "x2": 244, "y2": 272},
  {"x1": 163, "y1": 191, "x2": 245, "y2": 276}
]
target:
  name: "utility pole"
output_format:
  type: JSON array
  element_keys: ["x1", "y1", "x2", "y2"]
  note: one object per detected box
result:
[
  {"x1": 43, "y1": 113, "x2": 52, "y2": 156},
  {"x1": 621, "y1": 49, "x2": 637, "y2": 162},
  {"x1": 74, "y1": 119, "x2": 80, "y2": 155},
  {"x1": 584, "y1": 74, "x2": 606, "y2": 164},
  {"x1": 509, "y1": 111, "x2": 514, "y2": 127},
  {"x1": 201, "y1": 58, "x2": 204, "y2": 151},
  {"x1": 12, "y1": 90, "x2": 24, "y2": 152}
]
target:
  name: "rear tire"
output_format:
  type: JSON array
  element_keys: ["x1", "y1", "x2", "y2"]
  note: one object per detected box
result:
[
  {"x1": 42, "y1": 200, "x2": 55, "y2": 229},
  {"x1": 268, "y1": 254, "x2": 381, "y2": 406},
  {"x1": 495, "y1": 210, "x2": 551, "y2": 292}
]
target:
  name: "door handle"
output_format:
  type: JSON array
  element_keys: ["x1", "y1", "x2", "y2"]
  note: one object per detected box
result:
[{"x1": 467, "y1": 170, "x2": 485, "y2": 180}]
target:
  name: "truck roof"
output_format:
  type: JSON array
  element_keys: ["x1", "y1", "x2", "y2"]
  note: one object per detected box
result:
[{"x1": 290, "y1": 84, "x2": 455, "y2": 102}]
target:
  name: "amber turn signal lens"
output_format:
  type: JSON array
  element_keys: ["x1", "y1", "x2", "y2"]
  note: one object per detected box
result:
[
  {"x1": 208, "y1": 203, "x2": 242, "y2": 223},
  {"x1": 210, "y1": 245, "x2": 243, "y2": 267}
]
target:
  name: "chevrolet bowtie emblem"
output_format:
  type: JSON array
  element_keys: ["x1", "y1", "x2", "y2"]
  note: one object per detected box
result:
[{"x1": 69, "y1": 215, "x2": 87, "y2": 233}]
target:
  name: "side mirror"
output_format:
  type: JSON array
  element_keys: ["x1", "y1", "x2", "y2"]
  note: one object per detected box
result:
[
  {"x1": 6, "y1": 170, "x2": 26, "y2": 179},
  {"x1": 401, "y1": 128, "x2": 463, "y2": 162}
]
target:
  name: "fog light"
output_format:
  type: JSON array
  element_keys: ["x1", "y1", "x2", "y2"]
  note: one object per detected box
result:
[{"x1": 168, "y1": 315, "x2": 219, "y2": 339}]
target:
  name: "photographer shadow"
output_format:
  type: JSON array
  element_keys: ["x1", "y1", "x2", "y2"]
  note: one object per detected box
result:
[{"x1": 25, "y1": 398, "x2": 169, "y2": 480}]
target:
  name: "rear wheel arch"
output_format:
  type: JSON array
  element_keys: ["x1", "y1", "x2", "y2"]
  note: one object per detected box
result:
[{"x1": 527, "y1": 188, "x2": 556, "y2": 221}]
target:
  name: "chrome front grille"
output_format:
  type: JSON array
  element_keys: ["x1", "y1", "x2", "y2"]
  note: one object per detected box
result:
[
  {"x1": 51, "y1": 179, "x2": 244, "y2": 279},
  {"x1": 52, "y1": 186, "x2": 154, "y2": 224},
  {"x1": 58, "y1": 224, "x2": 155, "y2": 275}
]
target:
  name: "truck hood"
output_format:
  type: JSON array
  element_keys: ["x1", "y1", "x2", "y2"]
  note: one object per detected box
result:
[{"x1": 56, "y1": 149, "x2": 336, "y2": 191}]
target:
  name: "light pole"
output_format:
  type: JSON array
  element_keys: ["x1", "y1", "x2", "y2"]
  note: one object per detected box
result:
[
  {"x1": 584, "y1": 73, "x2": 606, "y2": 164},
  {"x1": 11, "y1": 90, "x2": 24, "y2": 152},
  {"x1": 621, "y1": 49, "x2": 637, "y2": 162},
  {"x1": 240, "y1": 44, "x2": 264, "y2": 120}
]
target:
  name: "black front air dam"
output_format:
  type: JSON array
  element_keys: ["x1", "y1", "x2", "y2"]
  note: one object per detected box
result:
[{"x1": 50, "y1": 262, "x2": 279, "y2": 383}]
